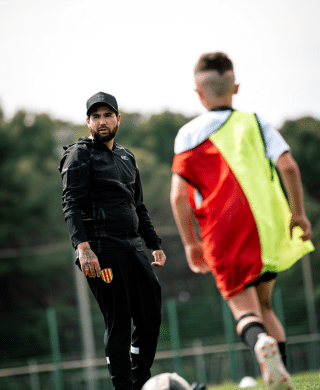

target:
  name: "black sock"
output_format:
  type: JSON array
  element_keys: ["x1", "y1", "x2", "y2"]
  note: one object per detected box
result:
[
  {"x1": 240, "y1": 322, "x2": 267, "y2": 352},
  {"x1": 278, "y1": 341, "x2": 287, "y2": 367}
]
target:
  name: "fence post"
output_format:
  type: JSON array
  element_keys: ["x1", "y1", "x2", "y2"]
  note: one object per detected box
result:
[
  {"x1": 28, "y1": 359, "x2": 41, "y2": 390},
  {"x1": 193, "y1": 339, "x2": 207, "y2": 385},
  {"x1": 166, "y1": 299, "x2": 183, "y2": 376},
  {"x1": 301, "y1": 254, "x2": 318, "y2": 334},
  {"x1": 221, "y1": 297, "x2": 239, "y2": 383},
  {"x1": 301, "y1": 255, "x2": 319, "y2": 369},
  {"x1": 73, "y1": 253, "x2": 98, "y2": 390},
  {"x1": 47, "y1": 308, "x2": 64, "y2": 390}
]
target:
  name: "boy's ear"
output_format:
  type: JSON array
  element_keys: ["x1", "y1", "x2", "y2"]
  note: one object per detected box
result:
[
  {"x1": 195, "y1": 87, "x2": 204, "y2": 100},
  {"x1": 233, "y1": 84, "x2": 240, "y2": 95}
]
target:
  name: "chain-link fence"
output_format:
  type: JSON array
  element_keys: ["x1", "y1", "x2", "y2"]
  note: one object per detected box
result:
[{"x1": 1, "y1": 284, "x2": 319, "y2": 390}]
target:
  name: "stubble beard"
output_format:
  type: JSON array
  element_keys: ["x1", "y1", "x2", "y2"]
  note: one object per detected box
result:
[{"x1": 91, "y1": 124, "x2": 119, "y2": 143}]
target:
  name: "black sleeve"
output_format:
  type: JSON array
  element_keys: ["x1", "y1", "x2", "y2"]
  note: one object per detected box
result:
[
  {"x1": 59, "y1": 146, "x2": 90, "y2": 249},
  {"x1": 134, "y1": 168, "x2": 162, "y2": 251}
]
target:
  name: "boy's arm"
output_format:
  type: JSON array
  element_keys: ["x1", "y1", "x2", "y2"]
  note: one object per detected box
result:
[
  {"x1": 276, "y1": 151, "x2": 312, "y2": 241},
  {"x1": 170, "y1": 174, "x2": 210, "y2": 274}
]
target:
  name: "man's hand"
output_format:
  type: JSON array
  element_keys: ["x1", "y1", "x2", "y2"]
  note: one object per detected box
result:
[
  {"x1": 290, "y1": 214, "x2": 313, "y2": 241},
  {"x1": 151, "y1": 250, "x2": 166, "y2": 268},
  {"x1": 184, "y1": 242, "x2": 211, "y2": 274},
  {"x1": 77, "y1": 242, "x2": 101, "y2": 278}
]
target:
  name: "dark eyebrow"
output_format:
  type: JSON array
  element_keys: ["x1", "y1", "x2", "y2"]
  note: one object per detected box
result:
[{"x1": 102, "y1": 112, "x2": 114, "y2": 117}]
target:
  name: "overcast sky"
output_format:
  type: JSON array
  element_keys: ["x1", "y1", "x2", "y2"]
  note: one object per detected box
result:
[{"x1": 1, "y1": 0, "x2": 319, "y2": 128}]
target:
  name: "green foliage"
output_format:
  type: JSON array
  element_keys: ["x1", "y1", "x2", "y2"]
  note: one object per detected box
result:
[
  {"x1": 139, "y1": 111, "x2": 191, "y2": 165},
  {"x1": 0, "y1": 109, "x2": 72, "y2": 315},
  {"x1": 115, "y1": 111, "x2": 144, "y2": 147},
  {"x1": 279, "y1": 117, "x2": 320, "y2": 285},
  {"x1": 132, "y1": 147, "x2": 174, "y2": 224},
  {"x1": 280, "y1": 116, "x2": 320, "y2": 199},
  {"x1": 117, "y1": 110, "x2": 192, "y2": 166},
  {"x1": 0, "y1": 109, "x2": 66, "y2": 249},
  {"x1": 117, "y1": 111, "x2": 192, "y2": 224}
]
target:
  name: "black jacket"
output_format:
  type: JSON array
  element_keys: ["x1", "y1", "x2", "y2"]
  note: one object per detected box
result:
[{"x1": 59, "y1": 137, "x2": 162, "y2": 253}]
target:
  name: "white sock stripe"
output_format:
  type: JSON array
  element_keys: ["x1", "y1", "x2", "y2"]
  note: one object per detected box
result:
[
  {"x1": 131, "y1": 346, "x2": 140, "y2": 354},
  {"x1": 106, "y1": 357, "x2": 110, "y2": 364}
]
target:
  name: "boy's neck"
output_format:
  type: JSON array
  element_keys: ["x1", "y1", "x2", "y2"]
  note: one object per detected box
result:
[{"x1": 202, "y1": 96, "x2": 233, "y2": 111}]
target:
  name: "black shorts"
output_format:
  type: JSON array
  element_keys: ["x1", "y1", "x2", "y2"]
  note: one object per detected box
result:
[{"x1": 245, "y1": 271, "x2": 277, "y2": 289}]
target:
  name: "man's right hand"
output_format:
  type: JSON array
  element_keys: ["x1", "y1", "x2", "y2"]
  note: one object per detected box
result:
[{"x1": 77, "y1": 242, "x2": 101, "y2": 278}]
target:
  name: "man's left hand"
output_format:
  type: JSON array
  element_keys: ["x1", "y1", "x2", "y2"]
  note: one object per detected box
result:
[{"x1": 151, "y1": 250, "x2": 166, "y2": 267}]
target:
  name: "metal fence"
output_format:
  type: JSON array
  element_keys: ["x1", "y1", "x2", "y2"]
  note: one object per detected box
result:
[{"x1": 0, "y1": 284, "x2": 319, "y2": 390}]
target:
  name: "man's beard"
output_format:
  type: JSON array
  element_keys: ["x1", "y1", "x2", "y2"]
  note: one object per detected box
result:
[{"x1": 91, "y1": 124, "x2": 119, "y2": 143}]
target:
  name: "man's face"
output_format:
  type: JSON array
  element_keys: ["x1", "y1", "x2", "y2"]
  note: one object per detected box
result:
[{"x1": 86, "y1": 105, "x2": 121, "y2": 143}]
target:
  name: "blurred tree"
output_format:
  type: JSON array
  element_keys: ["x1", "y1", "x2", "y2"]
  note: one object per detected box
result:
[
  {"x1": 132, "y1": 147, "x2": 173, "y2": 225},
  {"x1": 0, "y1": 110, "x2": 66, "y2": 249},
  {"x1": 139, "y1": 111, "x2": 191, "y2": 165},
  {"x1": 115, "y1": 111, "x2": 144, "y2": 147},
  {"x1": 116, "y1": 110, "x2": 192, "y2": 166},
  {"x1": 0, "y1": 108, "x2": 71, "y2": 313},
  {"x1": 278, "y1": 116, "x2": 320, "y2": 298},
  {"x1": 279, "y1": 116, "x2": 320, "y2": 245},
  {"x1": 280, "y1": 116, "x2": 320, "y2": 200}
]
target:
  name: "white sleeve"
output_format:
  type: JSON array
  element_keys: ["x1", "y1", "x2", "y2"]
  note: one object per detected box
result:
[{"x1": 256, "y1": 114, "x2": 290, "y2": 164}]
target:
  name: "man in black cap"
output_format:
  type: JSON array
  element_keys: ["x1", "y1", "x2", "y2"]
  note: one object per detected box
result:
[{"x1": 59, "y1": 92, "x2": 166, "y2": 390}]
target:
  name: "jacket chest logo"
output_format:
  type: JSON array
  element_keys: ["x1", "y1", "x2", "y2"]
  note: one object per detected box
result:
[
  {"x1": 101, "y1": 268, "x2": 113, "y2": 283},
  {"x1": 121, "y1": 155, "x2": 129, "y2": 160}
]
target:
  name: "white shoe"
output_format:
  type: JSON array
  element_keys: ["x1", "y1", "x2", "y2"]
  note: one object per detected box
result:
[{"x1": 254, "y1": 333, "x2": 294, "y2": 389}]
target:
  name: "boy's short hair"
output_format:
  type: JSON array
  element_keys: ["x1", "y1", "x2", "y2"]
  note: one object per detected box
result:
[
  {"x1": 194, "y1": 52, "x2": 233, "y2": 75},
  {"x1": 194, "y1": 52, "x2": 235, "y2": 97}
]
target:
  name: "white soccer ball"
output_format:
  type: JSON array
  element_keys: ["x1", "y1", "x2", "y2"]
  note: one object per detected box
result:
[
  {"x1": 142, "y1": 373, "x2": 192, "y2": 390},
  {"x1": 238, "y1": 376, "x2": 258, "y2": 388}
]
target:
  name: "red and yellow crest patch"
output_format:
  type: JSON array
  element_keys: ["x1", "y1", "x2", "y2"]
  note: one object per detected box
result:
[{"x1": 101, "y1": 268, "x2": 113, "y2": 283}]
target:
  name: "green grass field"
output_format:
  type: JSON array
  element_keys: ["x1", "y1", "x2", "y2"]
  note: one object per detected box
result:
[{"x1": 207, "y1": 370, "x2": 320, "y2": 389}]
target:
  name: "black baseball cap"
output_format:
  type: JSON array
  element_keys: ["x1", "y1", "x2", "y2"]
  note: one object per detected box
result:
[{"x1": 86, "y1": 92, "x2": 118, "y2": 116}]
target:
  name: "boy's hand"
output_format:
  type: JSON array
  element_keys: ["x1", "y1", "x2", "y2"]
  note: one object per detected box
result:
[
  {"x1": 290, "y1": 214, "x2": 313, "y2": 241},
  {"x1": 184, "y1": 242, "x2": 211, "y2": 274}
]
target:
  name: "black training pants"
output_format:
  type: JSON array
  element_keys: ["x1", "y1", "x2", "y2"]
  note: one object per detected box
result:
[{"x1": 78, "y1": 250, "x2": 162, "y2": 390}]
